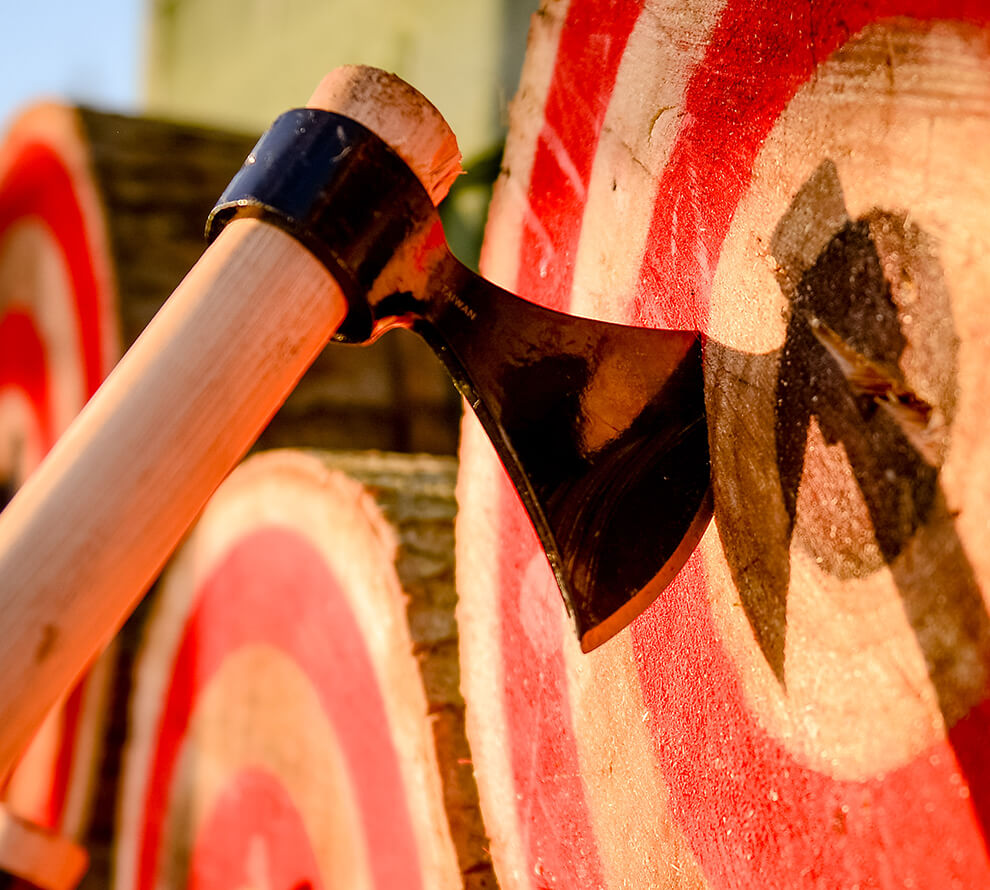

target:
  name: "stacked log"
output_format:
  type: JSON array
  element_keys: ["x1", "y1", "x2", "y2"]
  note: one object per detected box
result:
[
  {"x1": 457, "y1": 1, "x2": 990, "y2": 887},
  {"x1": 112, "y1": 450, "x2": 493, "y2": 889}
]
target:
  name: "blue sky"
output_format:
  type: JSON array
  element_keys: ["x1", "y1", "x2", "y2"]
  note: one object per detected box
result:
[{"x1": 0, "y1": 1, "x2": 145, "y2": 129}]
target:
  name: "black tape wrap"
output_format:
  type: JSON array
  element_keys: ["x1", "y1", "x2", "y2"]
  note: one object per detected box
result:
[{"x1": 206, "y1": 109, "x2": 436, "y2": 343}]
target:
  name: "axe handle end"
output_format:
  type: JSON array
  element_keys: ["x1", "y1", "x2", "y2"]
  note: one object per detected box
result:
[{"x1": 308, "y1": 65, "x2": 463, "y2": 205}]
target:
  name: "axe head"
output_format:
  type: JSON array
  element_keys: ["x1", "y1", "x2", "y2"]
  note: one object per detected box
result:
[
  {"x1": 209, "y1": 104, "x2": 712, "y2": 652},
  {"x1": 422, "y1": 274, "x2": 713, "y2": 651}
]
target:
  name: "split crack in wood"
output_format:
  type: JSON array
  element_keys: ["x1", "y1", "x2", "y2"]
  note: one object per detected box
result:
[{"x1": 804, "y1": 312, "x2": 942, "y2": 464}]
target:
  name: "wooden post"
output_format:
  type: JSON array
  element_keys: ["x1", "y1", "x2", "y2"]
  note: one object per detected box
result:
[
  {"x1": 110, "y1": 450, "x2": 493, "y2": 890},
  {"x1": 457, "y1": 2, "x2": 990, "y2": 888}
]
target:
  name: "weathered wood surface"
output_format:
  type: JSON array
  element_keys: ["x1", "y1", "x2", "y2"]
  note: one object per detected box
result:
[
  {"x1": 457, "y1": 1, "x2": 990, "y2": 888},
  {"x1": 112, "y1": 450, "x2": 494, "y2": 890}
]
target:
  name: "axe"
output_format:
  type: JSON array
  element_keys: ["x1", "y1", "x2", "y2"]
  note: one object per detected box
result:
[{"x1": 0, "y1": 67, "x2": 710, "y2": 777}]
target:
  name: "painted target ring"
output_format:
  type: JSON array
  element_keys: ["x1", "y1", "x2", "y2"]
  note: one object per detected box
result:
[
  {"x1": 0, "y1": 103, "x2": 118, "y2": 833},
  {"x1": 458, "y1": 1, "x2": 990, "y2": 887},
  {"x1": 114, "y1": 451, "x2": 469, "y2": 890}
]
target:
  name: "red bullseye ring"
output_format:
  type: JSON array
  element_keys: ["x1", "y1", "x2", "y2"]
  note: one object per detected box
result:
[
  {"x1": 0, "y1": 139, "x2": 108, "y2": 400},
  {"x1": 488, "y1": 3, "x2": 641, "y2": 885},
  {"x1": 131, "y1": 527, "x2": 422, "y2": 889},
  {"x1": 470, "y1": 1, "x2": 990, "y2": 887},
  {"x1": 188, "y1": 769, "x2": 324, "y2": 890},
  {"x1": 0, "y1": 311, "x2": 50, "y2": 447}
]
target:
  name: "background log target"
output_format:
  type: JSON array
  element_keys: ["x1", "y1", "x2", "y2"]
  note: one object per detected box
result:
[
  {"x1": 0, "y1": 101, "x2": 468, "y2": 884},
  {"x1": 457, "y1": 1, "x2": 990, "y2": 887},
  {"x1": 114, "y1": 451, "x2": 493, "y2": 890},
  {"x1": 0, "y1": 104, "x2": 119, "y2": 837}
]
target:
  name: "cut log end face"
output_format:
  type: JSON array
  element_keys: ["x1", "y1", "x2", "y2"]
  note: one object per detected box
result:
[
  {"x1": 702, "y1": 16, "x2": 990, "y2": 799},
  {"x1": 114, "y1": 451, "x2": 489, "y2": 890},
  {"x1": 459, "y1": 6, "x2": 990, "y2": 889}
]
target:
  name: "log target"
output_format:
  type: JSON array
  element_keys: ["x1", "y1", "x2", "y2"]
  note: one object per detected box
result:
[
  {"x1": 114, "y1": 451, "x2": 492, "y2": 890},
  {"x1": 458, "y1": 1, "x2": 990, "y2": 887},
  {"x1": 0, "y1": 806, "x2": 88, "y2": 890},
  {"x1": 0, "y1": 104, "x2": 119, "y2": 836}
]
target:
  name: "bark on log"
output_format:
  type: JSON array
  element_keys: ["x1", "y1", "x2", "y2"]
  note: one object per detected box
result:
[
  {"x1": 110, "y1": 450, "x2": 492, "y2": 889},
  {"x1": 457, "y1": 2, "x2": 990, "y2": 888}
]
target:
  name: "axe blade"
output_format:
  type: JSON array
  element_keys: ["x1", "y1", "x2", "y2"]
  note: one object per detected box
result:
[
  {"x1": 211, "y1": 107, "x2": 713, "y2": 651},
  {"x1": 415, "y1": 262, "x2": 712, "y2": 650}
]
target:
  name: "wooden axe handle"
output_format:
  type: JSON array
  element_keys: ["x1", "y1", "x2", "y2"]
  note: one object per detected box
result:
[
  {"x1": 0, "y1": 805, "x2": 88, "y2": 889},
  {"x1": 0, "y1": 67, "x2": 460, "y2": 779}
]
